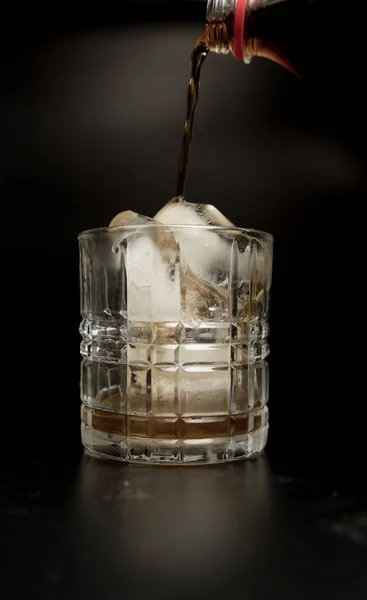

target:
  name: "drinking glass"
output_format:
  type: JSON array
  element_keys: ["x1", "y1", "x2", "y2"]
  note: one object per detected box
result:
[{"x1": 79, "y1": 224, "x2": 273, "y2": 464}]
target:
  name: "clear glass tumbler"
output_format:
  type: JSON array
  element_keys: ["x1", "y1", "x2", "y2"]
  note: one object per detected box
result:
[{"x1": 79, "y1": 224, "x2": 273, "y2": 465}]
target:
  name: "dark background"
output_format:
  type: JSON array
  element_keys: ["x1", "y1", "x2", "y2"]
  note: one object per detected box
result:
[
  {"x1": 1, "y1": 0, "x2": 367, "y2": 484},
  {"x1": 2, "y1": 2, "x2": 367, "y2": 598}
]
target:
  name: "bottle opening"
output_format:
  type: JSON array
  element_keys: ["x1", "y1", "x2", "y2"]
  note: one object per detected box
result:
[{"x1": 206, "y1": 0, "x2": 253, "y2": 63}]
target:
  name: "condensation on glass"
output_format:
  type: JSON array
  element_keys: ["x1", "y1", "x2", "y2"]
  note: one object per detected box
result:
[{"x1": 79, "y1": 224, "x2": 273, "y2": 465}]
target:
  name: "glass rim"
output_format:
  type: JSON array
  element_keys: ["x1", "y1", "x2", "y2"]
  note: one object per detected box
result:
[{"x1": 78, "y1": 224, "x2": 273, "y2": 243}]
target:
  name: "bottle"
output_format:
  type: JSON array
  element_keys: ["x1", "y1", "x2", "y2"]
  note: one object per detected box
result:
[{"x1": 205, "y1": 0, "x2": 347, "y2": 81}]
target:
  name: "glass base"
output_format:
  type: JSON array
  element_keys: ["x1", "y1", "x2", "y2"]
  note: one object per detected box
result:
[{"x1": 81, "y1": 422, "x2": 268, "y2": 465}]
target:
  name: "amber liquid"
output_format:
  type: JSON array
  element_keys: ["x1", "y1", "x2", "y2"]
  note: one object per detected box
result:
[
  {"x1": 82, "y1": 404, "x2": 267, "y2": 439},
  {"x1": 176, "y1": 19, "x2": 235, "y2": 197},
  {"x1": 176, "y1": 37, "x2": 208, "y2": 198}
]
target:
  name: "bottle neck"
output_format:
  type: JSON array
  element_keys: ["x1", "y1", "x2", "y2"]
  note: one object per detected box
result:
[
  {"x1": 206, "y1": 0, "x2": 253, "y2": 63},
  {"x1": 206, "y1": 0, "x2": 319, "y2": 76},
  {"x1": 206, "y1": 1, "x2": 357, "y2": 81},
  {"x1": 205, "y1": 19, "x2": 234, "y2": 55}
]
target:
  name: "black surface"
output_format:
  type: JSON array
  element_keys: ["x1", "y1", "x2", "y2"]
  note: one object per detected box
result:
[
  {"x1": 1, "y1": 2, "x2": 367, "y2": 595},
  {"x1": 2, "y1": 453, "x2": 367, "y2": 599}
]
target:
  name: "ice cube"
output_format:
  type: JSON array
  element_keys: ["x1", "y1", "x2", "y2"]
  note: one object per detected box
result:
[
  {"x1": 154, "y1": 198, "x2": 235, "y2": 292},
  {"x1": 154, "y1": 197, "x2": 234, "y2": 227},
  {"x1": 154, "y1": 198, "x2": 236, "y2": 315},
  {"x1": 109, "y1": 210, "x2": 156, "y2": 229},
  {"x1": 154, "y1": 197, "x2": 269, "y2": 323},
  {"x1": 109, "y1": 210, "x2": 180, "y2": 323}
]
